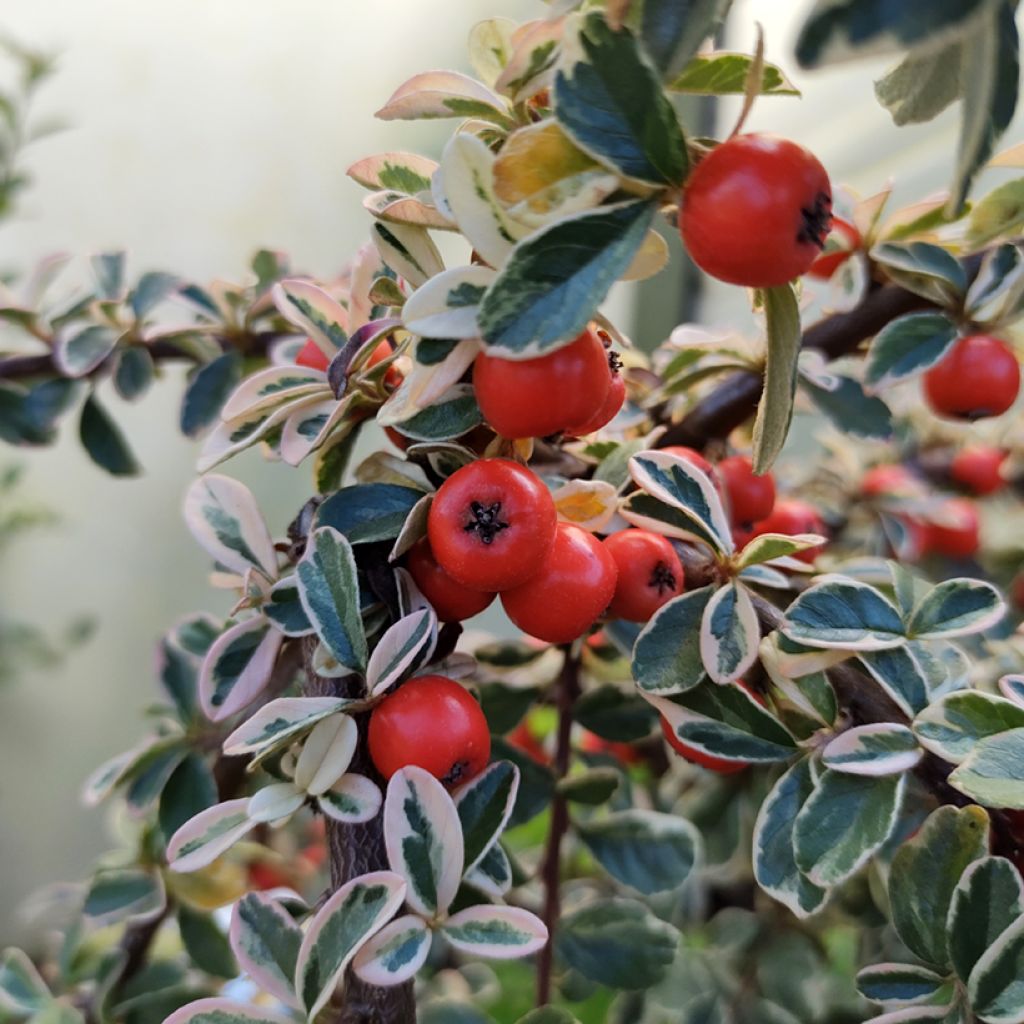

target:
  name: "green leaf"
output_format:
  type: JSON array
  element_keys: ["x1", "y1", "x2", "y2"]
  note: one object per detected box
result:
[
  {"x1": 229, "y1": 891, "x2": 302, "y2": 1009},
  {"x1": 888, "y1": 805, "x2": 990, "y2": 969},
  {"x1": 515, "y1": 1010, "x2": 582, "y2": 1024},
  {"x1": 351, "y1": 914, "x2": 430, "y2": 988},
  {"x1": 441, "y1": 905, "x2": 547, "y2": 960},
  {"x1": 478, "y1": 199, "x2": 655, "y2": 357},
  {"x1": 295, "y1": 872, "x2": 407, "y2": 1020},
  {"x1": 166, "y1": 798, "x2": 255, "y2": 874},
  {"x1": 55, "y1": 324, "x2": 120, "y2": 377},
  {"x1": 864, "y1": 312, "x2": 959, "y2": 392},
  {"x1": 699, "y1": 582, "x2": 759, "y2": 684},
  {"x1": 365, "y1": 609, "x2": 436, "y2": 697},
  {"x1": 158, "y1": 753, "x2": 217, "y2": 844},
  {"x1": 875, "y1": 40, "x2": 963, "y2": 126},
  {"x1": 822, "y1": 723, "x2": 922, "y2": 776},
  {"x1": 968, "y1": 914, "x2": 1024, "y2": 1024},
  {"x1": 574, "y1": 685, "x2": 657, "y2": 742},
  {"x1": 91, "y1": 251, "x2": 126, "y2": 299},
  {"x1": 83, "y1": 869, "x2": 164, "y2": 927},
  {"x1": 554, "y1": 13, "x2": 686, "y2": 186},
  {"x1": 639, "y1": 0, "x2": 732, "y2": 77},
  {"x1": 801, "y1": 373, "x2": 893, "y2": 440},
  {"x1": 178, "y1": 905, "x2": 237, "y2": 978},
  {"x1": 316, "y1": 483, "x2": 424, "y2": 545},
  {"x1": 856, "y1": 963, "x2": 949, "y2": 1005},
  {"x1": 914, "y1": 691, "x2": 1024, "y2": 764},
  {"x1": 163, "y1": 1000, "x2": 293, "y2": 1024},
  {"x1": 180, "y1": 353, "x2": 243, "y2": 439},
  {"x1": 858, "y1": 646, "x2": 930, "y2": 716},
  {"x1": 872, "y1": 243, "x2": 967, "y2": 305},
  {"x1": 21, "y1": 378, "x2": 81, "y2": 434},
  {"x1": 555, "y1": 899, "x2": 679, "y2": 990},
  {"x1": 79, "y1": 394, "x2": 140, "y2": 476},
  {"x1": 660, "y1": 678, "x2": 799, "y2": 763},
  {"x1": 130, "y1": 270, "x2": 180, "y2": 318},
  {"x1": 455, "y1": 761, "x2": 519, "y2": 872},
  {"x1": 949, "y1": 728, "x2": 1024, "y2": 808},
  {"x1": 905, "y1": 579, "x2": 1005, "y2": 639},
  {"x1": 296, "y1": 527, "x2": 367, "y2": 673},
  {"x1": 795, "y1": 0, "x2": 1001, "y2": 69},
  {"x1": 753, "y1": 758, "x2": 829, "y2": 917},
  {"x1": 113, "y1": 346, "x2": 155, "y2": 401},
  {"x1": 783, "y1": 578, "x2": 905, "y2": 650},
  {"x1": 576, "y1": 810, "x2": 700, "y2": 894},
  {"x1": 490, "y1": 738, "x2": 555, "y2": 828},
  {"x1": 967, "y1": 181, "x2": 1024, "y2": 247},
  {"x1": 668, "y1": 51, "x2": 798, "y2": 95},
  {"x1": 557, "y1": 767, "x2": 620, "y2": 804},
  {"x1": 950, "y1": 2, "x2": 1019, "y2": 213},
  {"x1": 0, "y1": 948, "x2": 50, "y2": 1015},
  {"x1": 198, "y1": 618, "x2": 283, "y2": 722},
  {"x1": 383, "y1": 766, "x2": 464, "y2": 917},
  {"x1": 948, "y1": 856, "x2": 1024, "y2": 984},
  {"x1": 751, "y1": 283, "x2": 802, "y2": 473},
  {"x1": 390, "y1": 383, "x2": 481, "y2": 442},
  {"x1": 631, "y1": 586, "x2": 713, "y2": 695},
  {"x1": 793, "y1": 770, "x2": 905, "y2": 886}
]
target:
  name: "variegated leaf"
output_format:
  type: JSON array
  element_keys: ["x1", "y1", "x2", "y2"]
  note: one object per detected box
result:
[
  {"x1": 699, "y1": 582, "x2": 759, "y2": 684},
  {"x1": 1000, "y1": 674, "x2": 1024, "y2": 707},
  {"x1": 904, "y1": 578, "x2": 1005, "y2": 640},
  {"x1": 247, "y1": 782, "x2": 304, "y2": 824},
  {"x1": 183, "y1": 474, "x2": 277, "y2": 578},
  {"x1": 295, "y1": 871, "x2": 407, "y2": 1020},
  {"x1": 376, "y1": 70, "x2": 511, "y2": 127},
  {"x1": 783, "y1": 577, "x2": 905, "y2": 651},
  {"x1": 279, "y1": 396, "x2": 355, "y2": 467},
  {"x1": 737, "y1": 532, "x2": 827, "y2": 569},
  {"x1": 83, "y1": 868, "x2": 165, "y2": 927},
  {"x1": 264, "y1": 576, "x2": 313, "y2": 636},
  {"x1": 351, "y1": 915, "x2": 431, "y2": 987},
  {"x1": 347, "y1": 151, "x2": 439, "y2": 194},
  {"x1": 455, "y1": 760, "x2": 519, "y2": 872},
  {"x1": 366, "y1": 608, "x2": 438, "y2": 697},
  {"x1": 370, "y1": 220, "x2": 444, "y2": 289},
  {"x1": 377, "y1": 339, "x2": 481, "y2": 426},
  {"x1": 221, "y1": 365, "x2": 327, "y2": 421},
  {"x1": 167, "y1": 798, "x2": 255, "y2": 873},
  {"x1": 317, "y1": 774, "x2": 382, "y2": 823},
  {"x1": 222, "y1": 696, "x2": 356, "y2": 758},
  {"x1": 272, "y1": 279, "x2": 348, "y2": 354},
  {"x1": 442, "y1": 905, "x2": 548, "y2": 959},
  {"x1": 293, "y1": 714, "x2": 358, "y2": 796},
  {"x1": 822, "y1": 724, "x2": 923, "y2": 776},
  {"x1": 296, "y1": 527, "x2": 367, "y2": 673},
  {"x1": 914, "y1": 690, "x2": 1024, "y2": 764},
  {"x1": 856, "y1": 963, "x2": 950, "y2": 1007},
  {"x1": 364, "y1": 190, "x2": 454, "y2": 230},
  {"x1": 164, "y1": 998, "x2": 294, "y2": 1024},
  {"x1": 54, "y1": 323, "x2": 120, "y2": 377},
  {"x1": 631, "y1": 586, "x2": 713, "y2": 695},
  {"x1": 229, "y1": 892, "x2": 302, "y2": 1008},
  {"x1": 383, "y1": 766, "x2": 464, "y2": 918},
  {"x1": 0, "y1": 947, "x2": 50, "y2": 1014},
  {"x1": 949, "y1": 728, "x2": 1024, "y2": 809},
  {"x1": 198, "y1": 617, "x2": 283, "y2": 722},
  {"x1": 402, "y1": 265, "x2": 496, "y2": 339}
]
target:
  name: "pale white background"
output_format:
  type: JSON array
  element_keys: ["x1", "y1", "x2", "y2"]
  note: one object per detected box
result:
[{"x1": 0, "y1": 0, "x2": 1018, "y2": 943}]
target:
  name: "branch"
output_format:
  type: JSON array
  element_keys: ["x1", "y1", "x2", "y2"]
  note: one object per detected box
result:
[
  {"x1": 658, "y1": 251, "x2": 987, "y2": 451},
  {"x1": 535, "y1": 646, "x2": 582, "y2": 1008}
]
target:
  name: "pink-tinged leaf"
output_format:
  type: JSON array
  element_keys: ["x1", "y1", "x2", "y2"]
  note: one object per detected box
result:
[
  {"x1": 494, "y1": 18, "x2": 564, "y2": 103},
  {"x1": 317, "y1": 773, "x2": 382, "y2": 823},
  {"x1": 223, "y1": 696, "x2": 361, "y2": 760},
  {"x1": 377, "y1": 339, "x2": 481, "y2": 427},
  {"x1": 468, "y1": 18, "x2": 517, "y2": 87},
  {"x1": 183, "y1": 474, "x2": 277, "y2": 578},
  {"x1": 294, "y1": 714, "x2": 358, "y2": 795},
  {"x1": 999, "y1": 674, "x2": 1024, "y2": 707},
  {"x1": 229, "y1": 893, "x2": 302, "y2": 1009},
  {"x1": 295, "y1": 871, "x2": 407, "y2": 1020},
  {"x1": 279, "y1": 396, "x2": 356, "y2": 468},
  {"x1": 198, "y1": 618, "x2": 284, "y2": 722},
  {"x1": 164, "y1": 998, "x2": 294, "y2": 1024},
  {"x1": 370, "y1": 221, "x2": 444, "y2": 289},
  {"x1": 384, "y1": 766, "x2": 464, "y2": 918},
  {"x1": 351, "y1": 915, "x2": 431, "y2": 987},
  {"x1": 350, "y1": 242, "x2": 387, "y2": 335},
  {"x1": 167, "y1": 799, "x2": 254, "y2": 873},
  {"x1": 363, "y1": 190, "x2": 455, "y2": 230},
  {"x1": 221, "y1": 364, "x2": 327, "y2": 420},
  {"x1": 402, "y1": 266, "x2": 495, "y2": 339},
  {"x1": 347, "y1": 151, "x2": 439, "y2": 193},
  {"x1": 246, "y1": 782, "x2": 304, "y2": 825},
  {"x1": 441, "y1": 905, "x2": 548, "y2": 959},
  {"x1": 272, "y1": 279, "x2": 349, "y2": 358},
  {"x1": 376, "y1": 70, "x2": 510, "y2": 126},
  {"x1": 81, "y1": 735, "x2": 168, "y2": 807}
]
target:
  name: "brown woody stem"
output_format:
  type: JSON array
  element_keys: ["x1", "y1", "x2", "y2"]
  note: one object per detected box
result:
[{"x1": 535, "y1": 646, "x2": 582, "y2": 1008}]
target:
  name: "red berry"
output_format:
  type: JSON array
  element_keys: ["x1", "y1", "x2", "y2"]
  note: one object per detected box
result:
[
  {"x1": 923, "y1": 335, "x2": 1019, "y2": 420},
  {"x1": 660, "y1": 681, "x2": 763, "y2": 773},
  {"x1": 752, "y1": 499, "x2": 827, "y2": 563},
  {"x1": 580, "y1": 731, "x2": 641, "y2": 765},
  {"x1": 474, "y1": 328, "x2": 612, "y2": 439},
  {"x1": 427, "y1": 459, "x2": 557, "y2": 592},
  {"x1": 950, "y1": 446, "x2": 1007, "y2": 496},
  {"x1": 926, "y1": 498, "x2": 980, "y2": 559},
  {"x1": 603, "y1": 529, "x2": 684, "y2": 622},
  {"x1": 681, "y1": 134, "x2": 832, "y2": 287},
  {"x1": 507, "y1": 720, "x2": 549, "y2": 765},
  {"x1": 862, "y1": 464, "x2": 920, "y2": 498},
  {"x1": 247, "y1": 861, "x2": 293, "y2": 891},
  {"x1": 501, "y1": 522, "x2": 618, "y2": 643},
  {"x1": 365, "y1": 339, "x2": 403, "y2": 390},
  {"x1": 718, "y1": 455, "x2": 776, "y2": 527},
  {"x1": 806, "y1": 216, "x2": 861, "y2": 280},
  {"x1": 406, "y1": 538, "x2": 495, "y2": 622},
  {"x1": 368, "y1": 675, "x2": 491, "y2": 786},
  {"x1": 564, "y1": 371, "x2": 626, "y2": 436},
  {"x1": 296, "y1": 338, "x2": 330, "y2": 372}
]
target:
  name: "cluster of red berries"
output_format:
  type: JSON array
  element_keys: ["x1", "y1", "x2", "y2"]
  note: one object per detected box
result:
[{"x1": 474, "y1": 325, "x2": 625, "y2": 440}]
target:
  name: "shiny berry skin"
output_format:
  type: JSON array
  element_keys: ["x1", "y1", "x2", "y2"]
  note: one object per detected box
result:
[
  {"x1": 680, "y1": 134, "x2": 832, "y2": 287},
  {"x1": 661, "y1": 716, "x2": 745, "y2": 774},
  {"x1": 926, "y1": 498, "x2": 980, "y2": 559},
  {"x1": 603, "y1": 529, "x2": 684, "y2": 622},
  {"x1": 473, "y1": 328, "x2": 611, "y2": 439},
  {"x1": 296, "y1": 338, "x2": 330, "y2": 372},
  {"x1": 950, "y1": 446, "x2": 1007, "y2": 496},
  {"x1": 718, "y1": 455, "x2": 776, "y2": 527},
  {"x1": 753, "y1": 498, "x2": 827, "y2": 563},
  {"x1": 368, "y1": 675, "x2": 490, "y2": 786},
  {"x1": 565, "y1": 371, "x2": 626, "y2": 436},
  {"x1": 501, "y1": 523, "x2": 618, "y2": 643},
  {"x1": 923, "y1": 335, "x2": 1020, "y2": 420},
  {"x1": 406, "y1": 538, "x2": 495, "y2": 622},
  {"x1": 427, "y1": 459, "x2": 557, "y2": 592},
  {"x1": 806, "y1": 216, "x2": 861, "y2": 280},
  {"x1": 862, "y1": 464, "x2": 920, "y2": 498}
]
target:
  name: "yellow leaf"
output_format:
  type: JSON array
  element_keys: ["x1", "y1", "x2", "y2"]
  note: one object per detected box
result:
[{"x1": 553, "y1": 479, "x2": 619, "y2": 532}]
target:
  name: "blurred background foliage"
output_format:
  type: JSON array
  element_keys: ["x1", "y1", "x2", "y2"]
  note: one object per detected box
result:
[{"x1": 0, "y1": 0, "x2": 1021, "y2": 954}]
